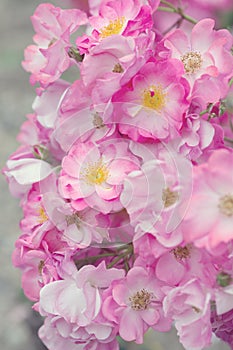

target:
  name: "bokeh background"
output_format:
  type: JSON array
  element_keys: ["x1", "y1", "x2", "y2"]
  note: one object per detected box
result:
[{"x1": 0, "y1": 1, "x2": 232, "y2": 349}]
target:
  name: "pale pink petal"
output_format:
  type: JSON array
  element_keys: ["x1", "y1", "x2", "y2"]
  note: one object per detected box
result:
[
  {"x1": 140, "y1": 308, "x2": 160, "y2": 326},
  {"x1": 119, "y1": 309, "x2": 144, "y2": 343},
  {"x1": 191, "y1": 19, "x2": 215, "y2": 53},
  {"x1": 6, "y1": 158, "x2": 53, "y2": 185},
  {"x1": 156, "y1": 253, "x2": 185, "y2": 285},
  {"x1": 95, "y1": 183, "x2": 120, "y2": 200},
  {"x1": 57, "y1": 284, "x2": 87, "y2": 323},
  {"x1": 108, "y1": 159, "x2": 138, "y2": 185}
]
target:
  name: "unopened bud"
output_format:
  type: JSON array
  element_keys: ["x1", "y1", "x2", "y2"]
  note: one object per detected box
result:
[
  {"x1": 217, "y1": 272, "x2": 232, "y2": 287},
  {"x1": 68, "y1": 47, "x2": 84, "y2": 62}
]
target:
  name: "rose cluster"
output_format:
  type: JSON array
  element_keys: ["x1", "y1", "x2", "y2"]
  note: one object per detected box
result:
[{"x1": 3, "y1": 0, "x2": 233, "y2": 349}]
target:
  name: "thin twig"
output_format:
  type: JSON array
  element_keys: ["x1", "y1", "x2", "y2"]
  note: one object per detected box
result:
[
  {"x1": 158, "y1": 2, "x2": 197, "y2": 25},
  {"x1": 224, "y1": 137, "x2": 233, "y2": 144}
]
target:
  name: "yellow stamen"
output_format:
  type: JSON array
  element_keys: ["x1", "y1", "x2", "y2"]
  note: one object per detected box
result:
[
  {"x1": 142, "y1": 85, "x2": 167, "y2": 112},
  {"x1": 81, "y1": 159, "x2": 109, "y2": 185},
  {"x1": 38, "y1": 206, "x2": 48, "y2": 224},
  {"x1": 99, "y1": 17, "x2": 125, "y2": 39}
]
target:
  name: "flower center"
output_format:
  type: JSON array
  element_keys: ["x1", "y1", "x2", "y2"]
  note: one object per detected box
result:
[
  {"x1": 129, "y1": 288, "x2": 153, "y2": 311},
  {"x1": 192, "y1": 306, "x2": 201, "y2": 313},
  {"x1": 162, "y1": 187, "x2": 179, "y2": 208},
  {"x1": 38, "y1": 206, "x2": 48, "y2": 224},
  {"x1": 82, "y1": 159, "x2": 109, "y2": 185},
  {"x1": 112, "y1": 63, "x2": 124, "y2": 73},
  {"x1": 181, "y1": 51, "x2": 203, "y2": 74},
  {"x1": 172, "y1": 245, "x2": 191, "y2": 260},
  {"x1": 66, "y1": 213, "x2": 82, "y2": 228},
  {"x1": 93, "y1": 113, "x2": 105, "y2": 129},
  {"x1": 142, "y1": 85, "x2": 166, "y2": 112},
  {"x1": 38, "y1": 260, "x2": 45, "y2": 275},
  {"x1": 217, "y1": 272, "x2": 232, "y2": 287},
  {"x1": 219, "y1": 194, "x2": 233, "y2": 216},
  {"x1": 99, "y1": 17, "x2": 125, "y2": 38}
]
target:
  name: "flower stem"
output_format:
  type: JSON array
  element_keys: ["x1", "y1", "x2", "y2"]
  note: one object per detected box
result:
[
  {"x1": 229, "y1": 117, "x2": 233, "y2": 133},
  {"x1": 224, "y1": 136, "x2": 233, "y2": 144},
  {"x1": 200, "y1": 103, "x2": 214, "y2": 117},
  {"x1": 179, "y1": 11, "x2": 198, "y2": 25},
  {"x1": 160, "y1": 0, "x2": 177, "y2": 9},
  {"x1": 75, "y1": 243, "x2": 134, "y2": 271},
  {"x1": 107, "y1": 243, "x2": 134, "y2": 269},
  {"x1": 107, "y1": 252, "x2": 129, "y2": 269},
  {"x1": 158, "y1": 1, "x2": 197, "y2": 25},
  {"x1": 68, "y1": 47, "x2": 84, "y2": 62},
  {"x1": 75, "y1": 252, "x2": 118, "y2": 267}
]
